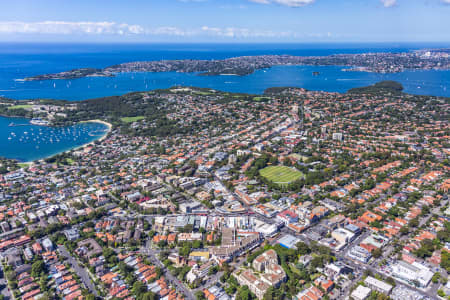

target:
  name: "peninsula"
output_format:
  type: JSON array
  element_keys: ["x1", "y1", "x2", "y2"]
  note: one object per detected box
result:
[{"x1": 24, "y1": 48, "x2": 450, "y2": 81}]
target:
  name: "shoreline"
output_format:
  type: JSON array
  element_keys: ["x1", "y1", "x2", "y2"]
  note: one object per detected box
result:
[
  {"x1": 17, "y1": 119, "x2": 113, "y2": 166},
  {"x1": 79, "y1": 119, "x2": 113, "y2": 142},
  {"x1": 22, "y1": 49, "x2": 450, "y2": 82},
  {"x1": 49, "y1": 119, "x2": 113, "y2": 158}
]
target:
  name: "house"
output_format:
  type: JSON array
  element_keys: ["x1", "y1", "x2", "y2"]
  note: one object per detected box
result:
[
  {"x1": 299, "y1": 255, "x2": 313, "y2": 267},
  {"x1": 64, "y1": 228, "x2": 80, "y2": 241},
  {"x1": 314, "y1": 276, "x2": 334, "y2": 293},
  {"x1": 32, "y1": 242, "x2": 43, "y2": 254},
  {"x1": 42, "y1": 238, "x2": 54, "y2": 252},
  {"x1": 295, "y1": 286, "x2": 324, "y2": 300},
  {"x1": 24, "y1": 247, "x2": 34, "y2": 261}
]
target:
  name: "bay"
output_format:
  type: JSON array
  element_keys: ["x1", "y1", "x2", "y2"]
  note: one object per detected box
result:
[{"x1": 0, "y1": 116, "x2": 108, "y2": 162}]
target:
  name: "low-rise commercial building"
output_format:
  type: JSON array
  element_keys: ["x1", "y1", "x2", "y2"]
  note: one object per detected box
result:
[
  {"x1": 351, "y1": 285, "x2": 371, "y2": 300},
  {"x1": 391, "y1": 261, "x2": 433, "y2": 288},
  {"x1": 364, "y1": 276, "x2": 393, "y2": 295}
]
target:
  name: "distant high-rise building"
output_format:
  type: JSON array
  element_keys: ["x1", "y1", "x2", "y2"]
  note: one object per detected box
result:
[{"x1": 332, "y1": 132, "x2": 343, "y2": 141}]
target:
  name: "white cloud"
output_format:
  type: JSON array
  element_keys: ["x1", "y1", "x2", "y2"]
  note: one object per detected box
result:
[
  {"x1": 442, "y1": 0, "x2": 450, "y2": 3},
  {"x1": 200, "y1": 26, "x2": 296, "y2": 38},
  {"x1": 381, "y1": 0, "x2": 396, "y2": 7},
  {"x1": 219, "y1": 4, "x2": 248, "y2": 9},
  {"x1": 0, "y1": 21, "x2": 144, "y2": 35},
  {"x1": 249, "y1": 0, "x2": 315, "y2": 7},
  {"x1": 147, "y1": 26, "x2": 195, "y2": 36},
  {"x1": 0, "y1": 21, "x2": 336, "y2": 40},
  {"x1": 274, "y1": 0, "x2": 315, "y2": 6}
]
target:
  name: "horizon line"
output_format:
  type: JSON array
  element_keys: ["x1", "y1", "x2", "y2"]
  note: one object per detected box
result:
[{"x1": 0, "y1": 41, "x2": 450, "y2": 45}]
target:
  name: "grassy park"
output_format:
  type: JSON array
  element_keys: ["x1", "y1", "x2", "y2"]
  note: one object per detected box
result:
[
  {"x1": 121, "y1": 116, "x2": 145, "y2": 123},
  {"x1": 8, "y1": 104, "x2": 32, "y2": 110}
]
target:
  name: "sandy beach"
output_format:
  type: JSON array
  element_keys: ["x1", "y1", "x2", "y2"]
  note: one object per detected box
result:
[{"x1": 80, "y1": 119, "x2": 113, "y2": 141}]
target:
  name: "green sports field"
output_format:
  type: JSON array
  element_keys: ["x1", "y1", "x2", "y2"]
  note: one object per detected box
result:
[
  {"x1": 8, "y1": 104, "x2": 32, "y2": 110},
  {"x1": 121, "y1": 116, "x2": 145, "y2": 123},
  {"x1": 259, "y1": 166, "x2": 304, "y2": 185}
]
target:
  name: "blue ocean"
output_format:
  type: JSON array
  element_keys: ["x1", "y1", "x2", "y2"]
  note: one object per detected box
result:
[{"x1": 0, "y1": 42, "x2": 449, "y2": 161}]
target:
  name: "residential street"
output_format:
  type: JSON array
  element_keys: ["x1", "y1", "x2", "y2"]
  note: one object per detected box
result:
[
  {"x1": 0, "y1": 265, "x2": 11, "y2": 300},
  {"x1": 143, "y1": 246, "x2": 195, "y2": 300},
  {"x1": 58, "y1": 245, "x2": 99, "y2": 297}
]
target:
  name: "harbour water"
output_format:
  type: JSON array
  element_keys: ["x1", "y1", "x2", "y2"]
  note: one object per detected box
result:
[
  {"x1": 0, "y1": 43, "x2": 449, "y2": 161},
  {"x1": 1, "y1": 43, "x2": 449, "y2": 100},
  {"x1": 5, "y1": 65, "x2": 450, "y2": 100},
  {"x1": 0, "y1": 116, "x2": 109, "y2": 162}
]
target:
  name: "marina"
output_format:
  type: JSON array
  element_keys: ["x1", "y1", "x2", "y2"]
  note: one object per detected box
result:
[{"x1": 0, "y1": 116, "x2": 110, "y2": 162}]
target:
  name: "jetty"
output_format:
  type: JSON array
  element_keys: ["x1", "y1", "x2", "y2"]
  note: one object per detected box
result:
[{"x1": 9, "y1": 122, "x2": 29, "y2": 127}]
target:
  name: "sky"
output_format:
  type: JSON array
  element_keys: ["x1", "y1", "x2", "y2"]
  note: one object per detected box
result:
[{"x1": 0, "y1": 0, "x2": 449, "y2": 43}]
